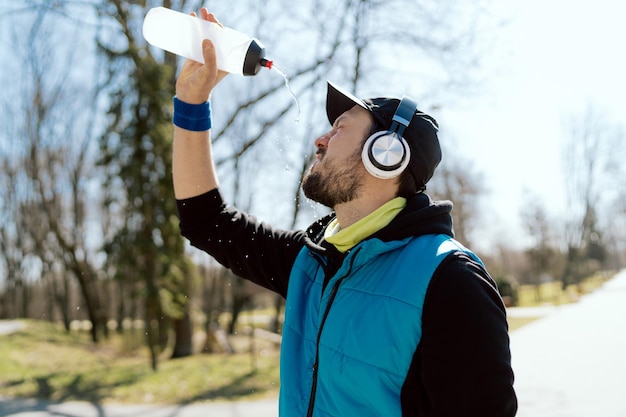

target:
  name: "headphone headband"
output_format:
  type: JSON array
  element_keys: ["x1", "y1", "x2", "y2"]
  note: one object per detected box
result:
[{"x1": 389, "y1": 96, "x2": 418, "y2": 139}]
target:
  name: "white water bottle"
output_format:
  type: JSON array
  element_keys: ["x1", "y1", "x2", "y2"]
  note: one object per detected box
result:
[{"x1": 142, "y1": 7, "x2": 272, "y2": 76}]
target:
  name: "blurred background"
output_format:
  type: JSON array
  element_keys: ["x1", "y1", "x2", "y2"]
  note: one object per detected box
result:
[{"x1": 0, "y1": 0, "x2": 625, "y2": 412}]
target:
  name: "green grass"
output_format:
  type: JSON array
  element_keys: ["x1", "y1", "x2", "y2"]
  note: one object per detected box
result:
[
  {"x1": 507, "y1": 316, "x2": 540, "y2": 332},
  {"x1": 507, "y1": 274, "x2": 611, "y2": 332},
  {"x1": 0, "y1": 320, "x2": 280, "y2": 405},
  {"x1": 515, "y1": 274, "x2": 607, "y2": 307},
  {"x1": 0, "y1": 314, "x2": 554, "y2": 406},
  {"x1": 0, "y1": 275, "x2": 611, "y2": 404}
]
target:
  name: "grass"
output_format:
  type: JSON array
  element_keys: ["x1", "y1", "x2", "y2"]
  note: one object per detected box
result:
[
  {"x1": 0, "y1": 316, "x2": 539, "y2": 406},
  {"x1": 515, "y1": 274, "x2": 607, "y2": 307},
  {"x1": 0, "y1": 274, "x2": 611, "y2": 405},
  {"x1": 507, "y1": 273, "x2": 610, "y2": 332},
  {"x1": 507, "y1": 316, "x2": 541, "y2": 332},
  {"x1": 0, "y1": 320, "x2": 280, "y2": 405}
]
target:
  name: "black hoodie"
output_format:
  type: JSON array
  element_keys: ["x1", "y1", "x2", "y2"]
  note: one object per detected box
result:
[{"x1": 177, "y1": 189, "x2": 517, "y2": 416}]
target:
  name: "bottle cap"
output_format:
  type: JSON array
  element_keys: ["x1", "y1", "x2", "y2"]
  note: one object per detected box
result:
[{"x1": 243, "y1": 39, "x2": 269, "y2": 76}]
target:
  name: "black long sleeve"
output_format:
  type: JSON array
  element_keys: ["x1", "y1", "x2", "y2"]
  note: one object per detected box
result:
[
  {"x1": 401, "y1": 253, "x2": 517, "y2": 416},
  {"x1": 176, "y1": 189, "x2": 307, "y2": 298}
]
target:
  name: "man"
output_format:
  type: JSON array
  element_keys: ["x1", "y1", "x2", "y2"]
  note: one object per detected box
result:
[{"x1": 172, "y1": 9, "x2": 517, "y2": 416}]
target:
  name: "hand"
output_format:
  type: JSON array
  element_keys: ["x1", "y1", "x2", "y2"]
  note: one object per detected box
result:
[{"x1": 175, "y1": 8, "x2": 229, "y2": 104}]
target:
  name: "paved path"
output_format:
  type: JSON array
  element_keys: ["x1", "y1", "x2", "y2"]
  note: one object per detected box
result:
[
  {"x1": 0, "y1": 320, "x2": 25, "y2": 336},
  {"x1": 0, "y1": 397, "x2": 278, "y2": 417},
  {"x1": 2, "y1": 270, "x2": 625, "y2": 416},
  {"x1": 510, "y1": 269, "x2": 626, "y2": 417}
]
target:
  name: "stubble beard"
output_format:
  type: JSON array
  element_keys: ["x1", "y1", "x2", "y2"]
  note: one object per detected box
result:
[{"x1": 301, "y1": 149, "x2": 364, "y2": 208}]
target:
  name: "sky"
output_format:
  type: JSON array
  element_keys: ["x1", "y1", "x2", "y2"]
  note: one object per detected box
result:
[{"x1": 440, "y1": 0, "x2": 626, "y2": 251}]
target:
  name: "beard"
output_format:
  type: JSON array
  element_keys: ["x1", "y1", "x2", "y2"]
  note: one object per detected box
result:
[{"x1": 301, "y1": 148, "x2": 364, "y2": 208}]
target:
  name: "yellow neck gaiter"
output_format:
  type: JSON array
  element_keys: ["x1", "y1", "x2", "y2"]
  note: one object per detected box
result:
[{"x1": 324, "y1": 197, "x2": 407, "y2": 253}]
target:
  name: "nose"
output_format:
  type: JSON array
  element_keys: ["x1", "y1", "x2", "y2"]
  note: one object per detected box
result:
[{"x1": 314, "y1": 131, "x2": 331, "y2": 150}]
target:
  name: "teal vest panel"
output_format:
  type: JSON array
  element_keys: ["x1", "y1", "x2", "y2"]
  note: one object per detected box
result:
[{"x1": 279, "y1": 234, "x2": 478, "y2": 417}]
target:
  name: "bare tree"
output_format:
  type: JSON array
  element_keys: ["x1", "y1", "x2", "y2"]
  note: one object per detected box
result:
[
  {"x1": 0, "y1": 143, "x2": 31, "y2": 318},
  {"x1": 561, "y1": 104, "x2": 625, "y2": 288},
  {"x1": 427, "y1": 150, "x2": 485, "y2": 247},
  {"x1": 520, "y1": 192, "x2": 564, "y2": 301},
  {"x1": 0, "y1": 4, "x2": 108, "y2": 340},
  {"x1": 200, "y1": 0, "x2": 493, "y2": 230}
]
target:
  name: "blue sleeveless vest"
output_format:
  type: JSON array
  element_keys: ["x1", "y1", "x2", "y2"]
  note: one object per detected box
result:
[{"x1": 279, "y1": 234, "x2": 481, "y2": 417}]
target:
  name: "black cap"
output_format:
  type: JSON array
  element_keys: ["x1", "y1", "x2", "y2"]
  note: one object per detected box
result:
[{"x1": 326, "y1": 81, "x2": 442, "y2": 188}]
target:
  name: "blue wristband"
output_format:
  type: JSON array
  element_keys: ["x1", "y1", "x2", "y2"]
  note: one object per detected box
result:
[{"x1": 173, "y1": 96, "x2": 212, "y2": 131}]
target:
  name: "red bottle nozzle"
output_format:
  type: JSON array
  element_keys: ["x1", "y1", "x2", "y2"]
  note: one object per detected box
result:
[{"x1": 260, "y1": 58, "x2": 273, "y2": 70}]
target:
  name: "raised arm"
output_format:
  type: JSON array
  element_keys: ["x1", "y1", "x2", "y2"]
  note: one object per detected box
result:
[{"x1": 172, "y1": 9, "x2": 228, "y2": 199}]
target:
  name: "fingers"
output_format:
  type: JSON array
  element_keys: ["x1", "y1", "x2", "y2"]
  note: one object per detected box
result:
[
  {"x1": 175, "y1": 9, "x2": 228, "y2": 102},
  {"x1": 207, "y1": 13, "x2": 223, "y2": 27},
  {"x1": 201, "y1": 39, "x2": 217, "y2": 71},
  {"x1": 198, "y1": 7, "x2": 223, "y2": 27}
]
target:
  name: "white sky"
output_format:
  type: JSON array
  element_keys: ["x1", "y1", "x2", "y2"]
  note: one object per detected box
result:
[{"x1": 441, "y1": 0, "x2": 626, "y2": 250}]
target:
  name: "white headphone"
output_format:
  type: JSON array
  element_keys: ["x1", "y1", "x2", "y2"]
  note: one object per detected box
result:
[{"x1": 361, "y1": 96, "x2": 418, "y2": 179}]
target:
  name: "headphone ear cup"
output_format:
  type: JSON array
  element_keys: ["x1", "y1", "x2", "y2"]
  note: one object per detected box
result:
[{"x1": 361, "y1": 131, "x2": 411, "y2": 179}]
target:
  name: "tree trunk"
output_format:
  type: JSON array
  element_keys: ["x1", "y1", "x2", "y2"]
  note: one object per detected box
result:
[
  {"x1": 171, "y1": 312, "x2": 193, "y2": 358},
  {"x1": 145, "y1": 281, "x2": 162, "y2": 371},
  {"x1": 73, "y1": 264, "x2": 108, "y2": 343}
]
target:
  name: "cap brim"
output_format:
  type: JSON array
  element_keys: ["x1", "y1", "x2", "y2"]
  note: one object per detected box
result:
[{"x1": 326, "y1": 81, "x2": 369, "y2": 125}]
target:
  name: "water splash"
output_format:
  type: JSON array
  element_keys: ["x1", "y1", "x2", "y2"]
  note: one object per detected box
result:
[{"x1": 271, "y1": 62, "x2": 301, "y2": 123}]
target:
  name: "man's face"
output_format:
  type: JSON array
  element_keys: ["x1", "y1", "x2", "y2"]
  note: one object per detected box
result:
[{"x1": 301, "y1": 106, "x2": 373, "y2": 208}]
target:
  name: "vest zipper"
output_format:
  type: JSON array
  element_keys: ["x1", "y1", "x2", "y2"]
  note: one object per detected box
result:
[{"x1": 306, "y1": 248, "x2": 361, "y2": 417}]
